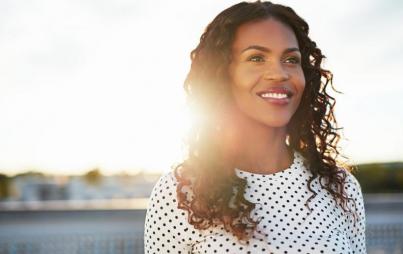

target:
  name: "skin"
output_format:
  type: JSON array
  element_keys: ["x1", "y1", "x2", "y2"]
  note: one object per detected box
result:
[{"x1": 223, "y1": 18, "x2": 306, "y2": 174}]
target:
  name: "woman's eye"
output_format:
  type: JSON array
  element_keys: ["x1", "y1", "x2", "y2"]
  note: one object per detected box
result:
[
  {"x1": 247, "y1": 55, "x2": 265, "y2": 62},
  {"x1": 284, "y1": 57, "x2": 301, "y2": 64}
]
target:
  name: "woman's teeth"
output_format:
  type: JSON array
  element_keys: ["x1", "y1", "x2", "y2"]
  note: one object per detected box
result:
[{"x1": 260, "y1": 93, "x2": 288, "y2": 99}]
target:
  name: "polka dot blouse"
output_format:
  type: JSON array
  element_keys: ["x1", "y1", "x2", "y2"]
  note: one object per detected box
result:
[{"x1": 144, "y1": 151, "x2": 366, "y2": 253}]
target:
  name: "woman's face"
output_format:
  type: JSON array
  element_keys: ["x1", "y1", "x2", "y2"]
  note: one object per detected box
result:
[{"x1": 228, "y1": 18, "x2": 305, "y2": 129}]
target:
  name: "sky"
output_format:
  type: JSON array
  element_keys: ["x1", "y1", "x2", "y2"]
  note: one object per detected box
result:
[{"x1": 0, "y1": 0, "x2": 402, "y2": 175}]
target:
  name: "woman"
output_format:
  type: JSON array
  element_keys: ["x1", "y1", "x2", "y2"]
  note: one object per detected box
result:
[{"x1": 144, "y1": 1, "x2": 366, "y2": 253}]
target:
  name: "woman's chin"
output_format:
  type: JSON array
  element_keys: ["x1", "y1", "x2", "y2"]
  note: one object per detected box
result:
[{"x1": 260, "y1": 118, "x2": 292, "y2": 129}]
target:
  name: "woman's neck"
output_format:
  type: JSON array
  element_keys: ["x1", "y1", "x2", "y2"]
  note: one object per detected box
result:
[{"x1": 220, "y1": 112, "x2": 293, "y2": 174}]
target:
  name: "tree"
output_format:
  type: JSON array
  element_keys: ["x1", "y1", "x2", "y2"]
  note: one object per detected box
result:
[
  {"x1": 84, "y1": 168, "x2": 103, "y2": 186},
  {"x1": 0, "y1": 173, "x2": 10, "y2": 199}
]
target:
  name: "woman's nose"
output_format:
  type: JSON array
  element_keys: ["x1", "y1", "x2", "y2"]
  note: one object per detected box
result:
[{"x1": 262, "y1": 62, "x2": 290, "y2": 81}]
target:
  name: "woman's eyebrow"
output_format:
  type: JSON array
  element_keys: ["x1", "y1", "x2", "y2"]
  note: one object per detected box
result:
[{"x1": 241, "y1": 45, "x2": 300, "y2": 54}]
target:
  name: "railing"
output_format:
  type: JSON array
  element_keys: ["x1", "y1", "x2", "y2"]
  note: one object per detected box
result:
[
  {"x1": 367, "y1": 224, "x2": 403, "y2": 254},
  {"x1": 0, "y1": 207, "x2": 146, "y2": 254},
  {"x1": 0, "y1": 233, "x2": 143, "y2": 254},
  {"x1": 364, "y1": 193, "x2": 403, "y2": 254}
]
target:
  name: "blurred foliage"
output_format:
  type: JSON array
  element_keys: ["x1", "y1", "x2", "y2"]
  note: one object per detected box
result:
[
  {"x1": 15, "y1": 171, "x2": 45, "y2": 178},
  {"x1": 0, "y1": 173, "x2": 10, "y2": 199},
  {"x1": 353, "y1": 162, "x2": 403, "y2": 193},
  {"x1": 84, "y1": 168, "x2": 103, "y2": 186}
]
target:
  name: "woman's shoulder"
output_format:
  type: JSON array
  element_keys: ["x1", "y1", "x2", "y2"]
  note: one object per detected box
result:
[
  {"x1": 341, "y1": 167, "x2": 364, "y2": 198},
  {"x1": 155, "y1": 171, "x2": 177, "y2": 187},
  {"x1": 146, "y1": 170, "x2": 191, "y2": 226},
  {"x1": 338, "y1": 167, "x2": 366, "y2": 220},
  {"x1": 338, "y1": 168, "x2": 366, "y2": 250},
  {"x1": 144, "y1": 171, "x2": 195, "y2": 252},
  {"x1": 148, "y1": 171, "x2": 179, "y2": 201}
]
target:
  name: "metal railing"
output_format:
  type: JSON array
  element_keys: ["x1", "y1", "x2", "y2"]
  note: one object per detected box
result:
[{"x1": 0, "y1": 233, "x2": 143, "y2": 254}]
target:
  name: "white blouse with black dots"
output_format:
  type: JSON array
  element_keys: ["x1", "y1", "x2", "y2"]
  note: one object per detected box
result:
[{"x1": 144, "y1": 151, "x2": 366, "y2": 254}]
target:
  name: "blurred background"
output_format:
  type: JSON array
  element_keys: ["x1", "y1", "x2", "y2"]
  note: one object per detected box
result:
[{"x1": 0, "y1": 0, "x2": 402, "y2": 253}]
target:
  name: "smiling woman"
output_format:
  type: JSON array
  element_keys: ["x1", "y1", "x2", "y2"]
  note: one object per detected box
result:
[{"x1": 144, "y1": 1, "x2": 366, "y2": 253}]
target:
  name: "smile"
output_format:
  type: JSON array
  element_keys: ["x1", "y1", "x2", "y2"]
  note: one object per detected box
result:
[
  {"x1": 259, "y1": 92, "x2": 288, "y2": 99},
  {"x1": 256, "y1": 86, "x2": 294, "y2": 105},
  {"x1": 256, "y1": 91, "x2": 292, "y2": 106}
]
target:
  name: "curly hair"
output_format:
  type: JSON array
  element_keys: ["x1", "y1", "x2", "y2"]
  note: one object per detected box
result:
[{"x1": 174, "y1": 1, "x2": 358, "y2": 241}]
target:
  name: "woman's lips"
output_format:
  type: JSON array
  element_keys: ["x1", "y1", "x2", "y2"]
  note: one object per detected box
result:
[{"x1": 256, "y1": 88, "x2": 293, "y2": 106}]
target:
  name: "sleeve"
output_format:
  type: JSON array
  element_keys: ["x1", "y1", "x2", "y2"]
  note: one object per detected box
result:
[
  {"x1": 345, "y1": 172, "x2": 367, "y2": 254},
  {"x1": 144, "y1": 172, "x2": 193, "y2": 254}
]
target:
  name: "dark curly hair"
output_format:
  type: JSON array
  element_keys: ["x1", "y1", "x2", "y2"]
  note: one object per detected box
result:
[{"x1": 174, "y1": 0, "x2": 358, "y2": 241}]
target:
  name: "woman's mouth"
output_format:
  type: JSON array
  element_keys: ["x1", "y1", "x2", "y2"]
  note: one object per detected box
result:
[{"x1": 256, "y1": 89, "x2": 293, "y2": 106}]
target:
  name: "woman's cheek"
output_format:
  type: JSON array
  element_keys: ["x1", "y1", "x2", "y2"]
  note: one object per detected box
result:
[{"x1": 239, "y1": 68, "x2": 262, "y2": 88}]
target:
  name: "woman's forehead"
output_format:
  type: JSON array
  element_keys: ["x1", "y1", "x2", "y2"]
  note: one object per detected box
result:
[{"x1": 231, "y1": 18, "x2": 299, "y2": 53}]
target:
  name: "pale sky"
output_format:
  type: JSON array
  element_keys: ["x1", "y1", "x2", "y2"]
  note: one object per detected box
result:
[{"x1": 0, "y1": 0, "x2": 402, "y2": 175}]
